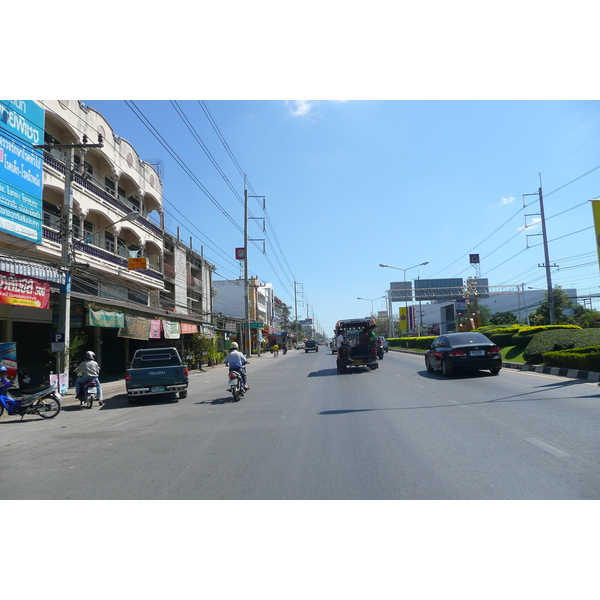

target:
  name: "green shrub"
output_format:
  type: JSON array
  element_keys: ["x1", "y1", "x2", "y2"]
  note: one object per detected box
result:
[
  {"x1": 489, "y1": 332, "x2": 519, "y2": 346},
  {"x1": 522, "y1": 328, "x2": 600, "y2": 363},
  {"x1": 388, "y1": 336, "x2": 435, "y2": 350},
  {"x1": 512, "y1": 325, "x2": 581, "y2": 349},
  {"x1": 542, "y1": 346, "x2": 600, "y2": 371}
]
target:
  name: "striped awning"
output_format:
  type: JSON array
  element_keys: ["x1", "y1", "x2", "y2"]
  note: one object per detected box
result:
[{"x1": 0, "y1": 256, "x2": 66, "y2": 285}]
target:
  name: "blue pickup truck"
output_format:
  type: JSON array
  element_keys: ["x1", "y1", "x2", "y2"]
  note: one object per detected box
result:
[{"x1": 126, "y1": 347, "x2": 188, "y2": 403}]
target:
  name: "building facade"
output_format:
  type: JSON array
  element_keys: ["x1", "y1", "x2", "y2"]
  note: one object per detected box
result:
[{"x1": 0, "y1": 100, "x2": 216, "y2": 384}]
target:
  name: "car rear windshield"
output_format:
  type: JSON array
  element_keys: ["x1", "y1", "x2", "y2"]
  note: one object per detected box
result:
[
  {"x1": 131, "y1": 352, "x2": 181, "y2": 368},
  {"x1": 450, "y1": 333, "x2": 490, "y2": 345}
]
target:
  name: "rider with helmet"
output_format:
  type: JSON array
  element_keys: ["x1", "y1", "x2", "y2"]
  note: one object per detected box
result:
[
  {"x1": 74, "y1": 351, "x2": 103, "y2": 405},
  {"x1": 222, "y1": 342, "x2": 249, "y2": 389}
]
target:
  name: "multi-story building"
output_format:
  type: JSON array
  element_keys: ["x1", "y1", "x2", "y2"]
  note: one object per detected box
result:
[
  {"x1": 0, "y1": 100, "x2": 215, "y2": 383},
  {"x1": 213, "y1": 278, "x2": 279, "y2": 352}
]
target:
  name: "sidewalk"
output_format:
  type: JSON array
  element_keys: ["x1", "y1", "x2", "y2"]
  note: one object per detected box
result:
[
  {"x1": 59, "y1": 363, "x2": 229, "y2": 407},
  {"x1": 58, "y1": 353, "x2": 278, "y2": 407}
]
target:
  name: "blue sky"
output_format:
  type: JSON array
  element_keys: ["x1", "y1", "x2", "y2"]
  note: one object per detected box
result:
[
  {"x1": 15, "y1": 4, "x2": 597, "y2": 337},
  {"x1": 78, "y1": 99, "x2": 600, "y2": 335}
]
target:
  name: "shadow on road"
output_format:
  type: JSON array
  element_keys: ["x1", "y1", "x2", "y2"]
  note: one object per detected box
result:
[
  {"x1": 93, "y1": 393, "x2": 181, "y2": 410},
  {"x1": 195, "y1": 396, "x2": 236, "y2": 405},
  {"x1": 307, "y1": 368, "x2": 339, "y2": 377}
]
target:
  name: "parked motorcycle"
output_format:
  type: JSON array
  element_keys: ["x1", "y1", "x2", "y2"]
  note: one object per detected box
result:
[{"x1": 0, "y1": 376, "x2": 62, "y2": 420}]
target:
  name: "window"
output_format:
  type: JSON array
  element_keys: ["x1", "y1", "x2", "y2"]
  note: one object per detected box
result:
[
  {"x1": 128, "y1": 288, "x2": 148, "y2": 305},
  {"x1": 43, "y1": 201, "x2": 61, "y2": 231},
  {"x1": 104, "y1": 232, "x2": 115, "y2": 253},
  {"x1": 73, "y1": 155, "x2": 93, "y2": 176},
  {"x1": 105, "y1": 177, "x2": 115, "y2": 194},
  {"x1": 72, "y1": 276, "x2": 98, "y2": 295}
]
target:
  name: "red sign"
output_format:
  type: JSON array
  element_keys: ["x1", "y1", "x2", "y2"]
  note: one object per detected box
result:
[
  {"x1": 0, "y1": 271, "x2": 51, "y2": 309},
  {"x1": 180, "y1": 322, "x2": 198, "y2": 334},
  {"x1": 235, "y1": 248, "x2": 245, "y2": 260}
]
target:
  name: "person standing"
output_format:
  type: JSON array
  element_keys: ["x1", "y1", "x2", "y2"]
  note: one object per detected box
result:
[{"x1": 74, "y1": 351, "x2": 103, "y2": 406}]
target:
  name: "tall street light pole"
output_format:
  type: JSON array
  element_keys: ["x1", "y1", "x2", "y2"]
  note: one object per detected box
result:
[
  {"x1": 379, "y1": 261, "x2": 429, "y2": 337},
  {"x1": 357, "y1": 296, "x2": 386, "y2": 316}
]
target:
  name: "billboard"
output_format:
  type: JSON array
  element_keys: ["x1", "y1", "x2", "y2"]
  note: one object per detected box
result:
[
  {"x1": 389, "y1": 281, "x2": 412, "y2": 301},
  {"x1": 0, "y1": 100, "x2": 44, "y2": 243},
  {"x1": 414, "y1": 278, "x2": 464, "y2": 301},
  {"x1": 0, "y1": 271, "x2": 51, "y2": 308}
]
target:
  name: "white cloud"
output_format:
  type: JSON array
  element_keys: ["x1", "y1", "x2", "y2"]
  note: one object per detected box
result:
[
  {"x1": 519, "y1": 217, "x2": 541, "y2": 231},
  {"x1": 286, "y1": 100, "x2": 318, "y2": 117},
  {"x1": 502, "y1": 196, "x2": 515, "y2": 205}
]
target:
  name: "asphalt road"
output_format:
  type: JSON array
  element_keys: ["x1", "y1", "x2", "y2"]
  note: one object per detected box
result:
[{"x1": 1, "y1": 348, "x2": 600, "y2": 499}]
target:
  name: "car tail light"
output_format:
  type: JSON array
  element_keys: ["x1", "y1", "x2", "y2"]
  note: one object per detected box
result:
[
  {"x1": 184, "y1": 367, "x2": 189, "y2": 377},
  {"x1": 449, "y1": 349, "x2": 466, "y2": 357},
  {"x1": 125, "y1": 373, "x2": 130, "y2": 382},
  {"x1": 487, "y1": 346, "x2": 500, "y2": 355}
]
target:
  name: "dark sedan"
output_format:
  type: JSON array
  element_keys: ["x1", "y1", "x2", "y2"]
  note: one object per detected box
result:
[{"x1": 424, "y1": 332, "x2": 502, "y2": 376}]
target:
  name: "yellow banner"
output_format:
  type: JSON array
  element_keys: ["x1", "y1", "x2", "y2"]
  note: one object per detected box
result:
[
  {"x1": 128, "y1": 257, "x2": 148, "y2": 270},
  {"x1": 592, "y1": 200, "x2": 600, "y2": 271}
]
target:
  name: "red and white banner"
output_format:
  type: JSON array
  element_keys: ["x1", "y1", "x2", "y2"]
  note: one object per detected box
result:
[{"x1": 0, "y1": 271, "x2": 51, "y2": 309}]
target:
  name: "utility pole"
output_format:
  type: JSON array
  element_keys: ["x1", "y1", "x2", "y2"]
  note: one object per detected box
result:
[
  {"x1": 538, "y1": 180, "x2": 556, "y2": 325},
  {"x1": 34, "y1": 136, "x2": 103, "y2": 382},
  {"x1": 244, "y1": 185, "x2": 250, "y2": 355},
  {"x1": 524, "y1": 176, "x2": 557, "y2": 325}
]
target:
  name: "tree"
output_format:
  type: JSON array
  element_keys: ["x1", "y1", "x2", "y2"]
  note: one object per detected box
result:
[
  {"x1": 529, "y1": 286, "x2": 576, "y2": 326},
  {"x1": 574, "y1": 306, "x2": 600, "y2": 328},
  {"x1": 490, "y1": 311, "x2": 518, "y2": 325}
]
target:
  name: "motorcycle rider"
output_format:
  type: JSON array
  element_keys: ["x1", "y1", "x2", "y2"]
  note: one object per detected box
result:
[
  {"x1": 74, "y1": 351, "x2": 103, "y2": 406},
  {"x1": 222, "y1": 342, "x2": 248, "y2": 390}
]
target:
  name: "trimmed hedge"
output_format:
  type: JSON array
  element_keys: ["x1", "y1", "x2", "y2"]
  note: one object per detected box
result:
[
  {"x1": 511, "y1": 325, "x2": 582, "y2": 348},
  {"x1": 388, "y1": 336, "x2": 436, "y2": 350},
  {"x1": 523, "y1": 328, "x2": 600, "y2": 363},
  {"x1": 542, "y1": 346, "x2": 600, "y2": 371}
]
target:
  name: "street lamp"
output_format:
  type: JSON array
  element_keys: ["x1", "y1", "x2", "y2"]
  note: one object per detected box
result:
[
  {"x1": 379, "y1": 261, "x2": 429, "y2": 337},
  {"x1": 357, "y1": 295, "x2": 386, "y2": 316}
]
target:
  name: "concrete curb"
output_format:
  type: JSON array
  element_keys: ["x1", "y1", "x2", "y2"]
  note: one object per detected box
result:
[{"x1": 389, "y1": 347, "x2": 600, "y2": 383}]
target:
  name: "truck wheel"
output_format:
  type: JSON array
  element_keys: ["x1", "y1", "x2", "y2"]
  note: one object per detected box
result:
[{"x1": 179, "y1": 390, "x2": 188, "y2": 399}]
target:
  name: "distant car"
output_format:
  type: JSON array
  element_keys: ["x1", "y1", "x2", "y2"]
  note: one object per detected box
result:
[
  {"x1": 424, "y1": 332, "x2": 502, "y2": 376},
  {"x1": 377, "y1": 336, "x2": 389, "y2": 352},
  {"x1": 296, "y1": 342, "x2": 305, "y2": 350},
  {"x1": 304, "y1": 340, "x2": 318, "y2": 353}
]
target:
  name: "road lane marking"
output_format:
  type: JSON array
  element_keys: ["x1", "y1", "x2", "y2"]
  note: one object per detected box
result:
[
  {"x1": 448, "y1": 399, "x2": 467, "y2": 408},
  {"x1": 523, "y1": 437, "x2": 570, "y2": 457}
]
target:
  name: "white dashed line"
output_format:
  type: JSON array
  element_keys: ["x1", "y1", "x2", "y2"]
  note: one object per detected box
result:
[{"x1": 523, "y1": 437, "x2": 570, "y2": 457}]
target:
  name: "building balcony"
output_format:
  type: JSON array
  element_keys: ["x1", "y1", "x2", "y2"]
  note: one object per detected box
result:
[{"x1": 43, "y1": 153, "x2": 163, "y2": 238}]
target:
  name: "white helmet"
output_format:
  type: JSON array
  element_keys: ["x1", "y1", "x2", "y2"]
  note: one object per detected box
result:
[
  {"x1": 85, "y1": 351, "x2": 96, "y2": 359},
  {"x1": 230, "y1": 342, "x2": 238, "y2": 349}
]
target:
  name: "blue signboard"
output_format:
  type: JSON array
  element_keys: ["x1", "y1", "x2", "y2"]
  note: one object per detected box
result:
[{"x1": 0, "y1": 100, "x2": 44, "y2": 243}]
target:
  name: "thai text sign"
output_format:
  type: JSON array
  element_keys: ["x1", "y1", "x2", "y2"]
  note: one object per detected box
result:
[
  {"x1": 128, "y1": 257, "x2": 147, "y2": 270},
  {"x1": 0, "y1": 271, "x2": 50, "y2": 308},
  {"x1": 0, "y1": 101, "x2": 44, "y2": 243}
]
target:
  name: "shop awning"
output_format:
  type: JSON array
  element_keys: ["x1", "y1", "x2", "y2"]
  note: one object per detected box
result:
[{"x1": 0, "y1": 256, "x2": 65, "y2": 285}]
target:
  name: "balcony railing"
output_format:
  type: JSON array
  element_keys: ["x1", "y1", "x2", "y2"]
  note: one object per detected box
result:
[
  {"x1": 42, "y1": 227, "x2": 164, "y2": 282},
  {"x1": 43, "y1": 153, "x2": 163, "y2": 237}
]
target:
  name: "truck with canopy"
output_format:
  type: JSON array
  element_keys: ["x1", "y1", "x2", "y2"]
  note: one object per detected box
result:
[{"x1": 334, "y1": 317, "x2": 379, "y2": 373}]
